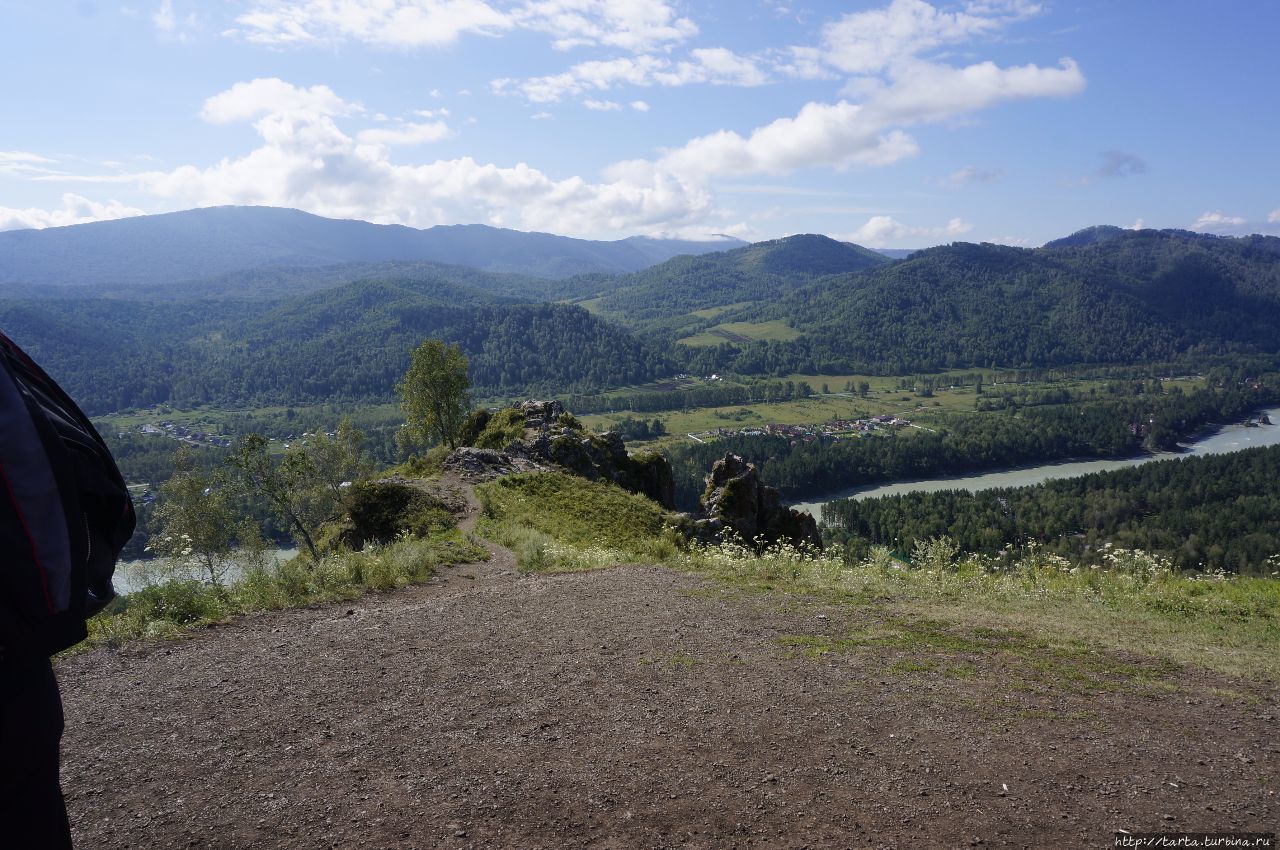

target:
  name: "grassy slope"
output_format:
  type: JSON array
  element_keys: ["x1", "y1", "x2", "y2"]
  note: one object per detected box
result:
[{"x1": 476, "y1": 470, "x2": 1280, "y2": 682}]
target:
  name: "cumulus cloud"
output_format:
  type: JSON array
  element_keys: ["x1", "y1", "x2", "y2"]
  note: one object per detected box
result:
[
  {"x1": 357, "y1": 121, "x2": 451, "y2": 146},
  {"x1": 494, "y1": 48, "x2": 768, "y2": 103},
  {"x1": 848, "y1": 214, "x2": 972, "y2": 246},
  {"x1": 0, "y1": 193, "x2": 145, "y2": 232},
  {"x1": 636, "y1": 57, "x2": 1080, "y2": 182},
  {"x1": 230, "y1": 0, "x2": 694, "y2": 52},
  {"x1": 818, "y1": 0, "x2": 1034, "y2": 75},
  {"x1": 1269, "y1": 209, "x2": 1280, "y2": 224},
  {"x1": 201, "y1": 78, "x2": 358, "y2": 123},
  {"x1": 583, "y1": 99, "x2": 622, "y2": 111},
  {"x1": 630, "y1": 100, "x2": 649, "y2": 112},
  {"x1": 59, "y1": 79, "x2": 711, "y2": 237},
  {"x1": 1189, "y1": 211, "x2": 1248, "y2": 236}
]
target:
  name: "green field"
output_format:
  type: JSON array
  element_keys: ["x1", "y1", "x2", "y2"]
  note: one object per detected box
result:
[{"x1": 677, "y1": 320, "x2": 802, "y2": 347}]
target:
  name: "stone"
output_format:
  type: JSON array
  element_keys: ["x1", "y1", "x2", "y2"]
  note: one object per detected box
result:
[{"x1": 699, "y1": 452, "x2": 821, "y2": 551}]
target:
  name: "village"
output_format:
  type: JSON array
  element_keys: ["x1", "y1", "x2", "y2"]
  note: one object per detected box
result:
[{"x1": 686, "y1": 414, "x2": 916, "y2": 444}]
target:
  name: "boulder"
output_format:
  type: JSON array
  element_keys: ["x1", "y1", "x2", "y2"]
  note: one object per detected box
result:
[
  {"x1": 448, "y1": 400, "x2": 676, "y2": 508},
  {"x1": 700, "y1": 453, "x2": 821, "y2": 551}
]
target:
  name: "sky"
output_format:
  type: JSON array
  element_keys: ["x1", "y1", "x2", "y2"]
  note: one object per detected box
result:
[{"x1": 1, "y1": 0, "x2": 1277, "y2": 247}]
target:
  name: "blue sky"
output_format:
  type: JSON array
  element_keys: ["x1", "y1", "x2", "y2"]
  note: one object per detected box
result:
[{"x1": 2, "y1": 0, "x2": 1277, "y2": 246}]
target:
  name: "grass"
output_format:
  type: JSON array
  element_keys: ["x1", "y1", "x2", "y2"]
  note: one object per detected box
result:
[
  {"x1": 475, "y1": 471, "x2": 682, "y2": 570},
  {"x1": 677, "y1": 320, "x2": 803, "y2": 347},
  {"x1": 474, "y1": 469, "x2": 1280, "y2": 683},
  {"x1": 77, "y1": 530, "x2": 487, "y2": 653}
]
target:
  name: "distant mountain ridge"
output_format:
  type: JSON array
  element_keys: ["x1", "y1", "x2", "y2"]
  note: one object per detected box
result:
[{"x1": 0, "y1": 206, "x2": 746, "y2": 291}]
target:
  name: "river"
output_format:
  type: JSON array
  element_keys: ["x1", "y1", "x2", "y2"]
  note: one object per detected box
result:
[
  {"x1": 792, "y1": 406, "x2": 1280, "y2": 520},
  {"x1": 113, "y1": 548, "x2": 299, "y2": 595}
]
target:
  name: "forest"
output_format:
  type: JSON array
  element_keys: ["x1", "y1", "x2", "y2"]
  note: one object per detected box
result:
[
  {"x1": 821, "y1": 443, "x2": 1280, "y2": 574},
  {"x1": 660, "y1": 385, "x2": 1275, "y2": 510}
]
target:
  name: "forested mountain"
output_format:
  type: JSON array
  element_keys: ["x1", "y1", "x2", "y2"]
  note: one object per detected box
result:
[
  {"x1": 685, "y1": 229, "x2": 1280, "y2": 375},
  {"x1": 588, "y1": 234, "x2": 891, "y2": 324},
  {"x1": 0, "y1": 276, "x2": 672, "y2": 414},
  {"x1": 0, "y1": 206, "x2": 744, "y2": 292},
  {"x1": 5, "y1": 260, "x2": 583, "y2": 303}
]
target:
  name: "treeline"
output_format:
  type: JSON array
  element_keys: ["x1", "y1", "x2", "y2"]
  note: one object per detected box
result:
[
  {"x1": 661, "y1": 385, "x2": 1275, "y2": 511},
  {"x1": 822, "y1": 444, "x2": 1280, "y2": 574}
]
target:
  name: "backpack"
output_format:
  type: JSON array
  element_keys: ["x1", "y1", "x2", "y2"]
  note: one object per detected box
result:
[{"x1": 0, "y1": 332, "x2": 135, "y2": 659}]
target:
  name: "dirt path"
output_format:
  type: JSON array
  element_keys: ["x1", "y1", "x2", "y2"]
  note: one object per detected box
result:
[{"x1": 56, "y1": 488, "x2": 1278, "y2": 848}]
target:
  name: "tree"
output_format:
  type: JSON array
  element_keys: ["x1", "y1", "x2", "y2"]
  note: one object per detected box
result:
[
  {"x1": 225, "y1": 427, "x2": 367, "y2": 562},
  {"x1": 150, "y1": 449, "x2": 265, "y2": 587},
  {"x1": 398, "y1": 339, "x2": 472, "y2": 451}
]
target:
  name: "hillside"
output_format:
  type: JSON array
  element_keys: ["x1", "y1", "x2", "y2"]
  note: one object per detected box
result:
[
  {"x1": 588, "y1": 233, "x2": 891, "y2": 327},
  {"x1": 0, "y1": 276, "x2": 672, "y2": 414},
  {"x1": 0, "y1": 206, "x2": 745, "y2": 292},
  {"x1": 691, "y1": 228, "x2": 1280, "y2": 374}
]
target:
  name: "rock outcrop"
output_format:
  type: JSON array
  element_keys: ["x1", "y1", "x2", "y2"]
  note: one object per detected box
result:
[
  {"x1": 696, "y1": 453, "x2": 821, "y2": 551},
  {"x1": 444, "y1": 400, "x2": 676, "y2": 508}
]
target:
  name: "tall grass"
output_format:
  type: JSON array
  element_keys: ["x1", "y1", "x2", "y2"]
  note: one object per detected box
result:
[{"x1": 80, "y1": 531, "x2": 486, "y2": 652}]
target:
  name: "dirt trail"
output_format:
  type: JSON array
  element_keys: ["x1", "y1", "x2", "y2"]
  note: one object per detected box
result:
[{"x1": 56, "y1": 483, "x2": 1278, "y2": 849}]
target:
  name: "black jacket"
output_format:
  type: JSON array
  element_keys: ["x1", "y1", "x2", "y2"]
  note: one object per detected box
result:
[{"x1": 0, "y1": 332, "x2": 134, "y2": 659}]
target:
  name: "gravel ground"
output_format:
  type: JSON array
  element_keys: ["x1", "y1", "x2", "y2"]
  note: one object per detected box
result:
[{"x1": 56, "y1": 506, "x2": 1278, "y2": 849}]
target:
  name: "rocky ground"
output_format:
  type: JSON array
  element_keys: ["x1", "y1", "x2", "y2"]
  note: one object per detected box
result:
[{"x1": 56, "y1": 485, "x2": 1278, "y2": 849}]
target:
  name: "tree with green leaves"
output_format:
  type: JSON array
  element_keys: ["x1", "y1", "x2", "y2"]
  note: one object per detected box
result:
[
  {"x1": 398, "y1": 339, "x2": 471, "y2": 451},
  {"x1": 226, "y1": 423, "x2": 368, "y2": 562},
  {"x1": 150, "y1": 449, "x2": 266, "y2": 587}
]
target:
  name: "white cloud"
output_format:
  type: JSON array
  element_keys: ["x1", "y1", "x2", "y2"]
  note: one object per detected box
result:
[
  {"x1": 583, "y1": 99, "x2": 622, "y2": 111},
  {"x1": 494, "y1": 48, "x2": 768, "y2": 103},
  {"x1": 153, "y1": 0, "x2": 176, "y2": 33},
  {"x1": 862, "y1": 58, "x2": 1084, "y2": 126},
  {"x1": 512, "y1": 0, "x2": 697, "y2": 52},
  {"x1": 648, "y1": 101, "x2": 923, "y2": 180},
  {"x1": 0, "y1": 151, "x2": 64, "y2": 178},
  {"x1": 152, "y1": 0, "x2": 199, "y2": 40},
  {"x1": 986, "y1": 234, "x2": 1035, "y2": 247},
  {"x1": 230, "y1": 0, "x2": 694, "y2": 52},
  {"x1": 848, "y1": 214, "x2": 972, "y2": 246},
  {"x1": 201, "y1": 78, "x2": 358, "y2": 123},
  {"x1": 1129, "y1": 218, "x2": 1145, "y2": 230},
  {"x1": 818, "y1": 0, "x2": 1036, "y2": 75},
  {"x1": 944, "y1": 165, "x2": 1002, "y2": 187},
  {"x1": 231, "y1": 0, "x2": 511, "y2": 47},
  {"x1": 630, "y1": 100, "x2": 649, "y2": 112},
  {"x1": 357, "y1": 121, "x2": 451, "y2": 146},
  {"x1": 530, "y1": 111, "x2": 553, "y2": 120},
  {"x1": 0, "y1": 193, "x2": 145, "y2": 232},
  {"x1": 1269, "y1": 209, "x2": 1280, "y2": 224},
  {"x1": 1191, "y1": 211, "x2": 1247, "y2": 234},
  {"x1": 68, "y1": 79, "x2": 712, "y2": 238}
]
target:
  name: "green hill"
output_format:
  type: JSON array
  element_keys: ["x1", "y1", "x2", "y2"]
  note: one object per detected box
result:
[
  {"x1": 693, "y1": 229, "x2": 1280, "y2": 375},
  {"x1": 589, "y1": 234, "x2": 891, "y2": 326}
]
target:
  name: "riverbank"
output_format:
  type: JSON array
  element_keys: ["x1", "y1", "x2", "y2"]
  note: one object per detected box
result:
[{"x1": 793, "y1": 405, "x2": 1280, "y2": 519}]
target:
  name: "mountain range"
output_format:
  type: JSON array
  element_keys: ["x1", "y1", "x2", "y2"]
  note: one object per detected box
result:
[
  {"x1": 3, "y1": 207, "x2": 1280, "y2": 416},
  {"x1": 0, "y1": 206, "x2": 745, "y2": 293}
]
